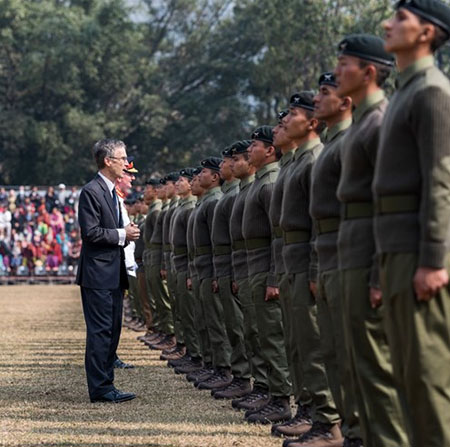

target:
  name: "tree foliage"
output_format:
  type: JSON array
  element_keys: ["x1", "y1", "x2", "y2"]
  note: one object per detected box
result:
[{"x1": 0, "y1": 0, "x2": 448, "y2": 184}]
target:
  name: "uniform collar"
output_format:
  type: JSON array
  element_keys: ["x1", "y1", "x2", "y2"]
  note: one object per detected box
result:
[
  {"x1": 222, "y1": 179, "x2": 240, "y2": 194},
  {"x1": 294, "y1": 137, "x2": 321, "y2": 160},
  {"x1": 256, "y1": 161, "x2": 279, "y2": 179},
  {"x1": 353, "y1": 90, "x2": 385, "y2": 124},
  {"x1": 148, "y1": 198, "x2": 162, "y2": 213},
  {"x1": 169, "y1": 195, "x2": 179, "y2": 206},
  {"x1": 324, "y1": 118, "x2": 352, "y2": 143},
  {"x1": 240, "y1": 174, "x2": 255, "y2": 190},
  {"x1": 179, "y1": 195, "x2": 196, "y2": 206},
  {"x1": 279, "y1": 149, "x2": 295, "y2": 167},
  {"x1": 397, "y1": 55, "x2": 434, "y2": 90},
  {"x1": 203, "y1": 186, "x2": 222, "y2": 198}
]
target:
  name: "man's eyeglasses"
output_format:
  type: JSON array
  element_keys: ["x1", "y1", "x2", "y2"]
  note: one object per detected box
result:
[{"x1": 108, "y1": 156, "x2": 128, "y2": 163}]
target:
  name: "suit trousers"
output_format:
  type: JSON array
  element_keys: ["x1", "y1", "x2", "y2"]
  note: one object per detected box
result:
[
  {"x1": 81, "y1": 286, "x2": 123, "y2": 399},
  {"x1": 380, "y1": 252, "x2": 450, "y2": 447}
]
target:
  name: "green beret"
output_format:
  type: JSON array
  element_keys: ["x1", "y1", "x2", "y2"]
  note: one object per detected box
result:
[
  {"x1": 221, "y1": 145, "x2": 234, "y2": 158},
  {"x1": 164, "y1": 172, "x2": 180, "y2": 182},
  {"x1": 277, "y1": 110, "x2": 288, "y2": 123},
  {"x1": 397, "y1": 0, "x2": 450, "y2": 36},
  {"x1": 179, "y1": 167, "x2": 196, "y2": 179},
  {"x1": 230, "y1": 140, "x2": 252, "y2": 155},
  {"x1": 251, "y1": 125, "x2": 273, "y2": 144},
  {"x1": 145, "y1": 177, "x2": 161, "y2": 186},
  {"x1": 201, "y1": 157, "x2": 222, "y2": 172},
  {"x1": 290, "y1": 91, "x2": 315, "y2": 111},
  {"x1": 319, "y1": 72, "x2": 338, "y2": 87},
  {"x1": 338, "y1": 34, "x2": 395, "y2": 67}
]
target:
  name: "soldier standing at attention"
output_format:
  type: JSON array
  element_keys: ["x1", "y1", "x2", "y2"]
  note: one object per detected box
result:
[
  {"x1": 310, "y1": 73, "x2": 362, "y2": 446},
  {"x1": 334, "y1": 34, "x2": 410, "y2": 447},
  {"x1": 270, "y1": 110, "x2": 311, "y2": 439},
  {"x1": 242, "y1": 126, "x2": 292, "y2": 425},
  {"x1": 160, "y1": 173, "x2": 183, "y2": 357},
  {"x1": 210, "y1": 146, "x2": 251, "y2": 399},
  {"x1": 374, "y1": 1, "x2": 450, "y2": 445},
  {"x1": 140, "y1": 178, "x2": 163, "y2": 344},
  {"x1": 279, "y1": 92, "x2": 342, "y2": 447},
  {"x1": 167, "y1": 168, "x2": 199, "y2": 365},
  {"x1": 193, "y1": 158, "x2": 233, "y2": 390},
  {"x1": 180, "y1": 167, "x2": 212, "y2": 379},
  {"x1": 147, "y1": 179, "x2": 175, "y2": 350},
  {"x1": 229, "y1": 141, "x2": 269, "y2": 412}
]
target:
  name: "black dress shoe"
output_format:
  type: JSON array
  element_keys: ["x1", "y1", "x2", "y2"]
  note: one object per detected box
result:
[
  {"x1": 91, "y1": 389, "x2": 136, "y2": 403},
  {"x1": 114, "y1": 358, "x2": 135, "y2": 369}
]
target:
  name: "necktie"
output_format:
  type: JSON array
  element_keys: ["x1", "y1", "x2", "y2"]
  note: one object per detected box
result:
[{"x1": 111, "y1": 188, "x2": 120, "y2": 224}]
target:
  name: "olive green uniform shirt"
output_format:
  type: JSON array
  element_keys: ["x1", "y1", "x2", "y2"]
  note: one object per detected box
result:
[
  {"x1": 373, "y1": 56, "x2": 450, "y2": 269},
  {"x1": 230, "y1": 175, "x2": 255, "y2": 281},
  {"x1": 150, "y1": 200, "x2": 169, "y2": 267},
  {"x1": 310, "y1": 119, "x2": 352, "y2": 274},
  {"x1": 193, "y1": 186, "x2": 223, "y2": 281},
  {"x1": 242, "y1": 162, "x2": 279, "y2": 286},
  {"x1": 269, "y1": 150, "x2": 296, "y2": 276},
  {"x1": 143, "y1": 199, "x2": 162, "y2": 265},
  {"x1": 162, "y1": 196, "x2": 179, "y2": 271},
  {"x1": 337, "y1": 90, "x2": 387, "y2": 286},
  {"x1": 211, "y1": 179, "x2": 240, "y2": 279}
]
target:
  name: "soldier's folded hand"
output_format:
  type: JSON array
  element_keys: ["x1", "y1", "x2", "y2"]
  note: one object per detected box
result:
[
  {"x1": 265, "y1": 286, "x2": 279, "y2": 301},
  {"x1": 414, "y1": 267, "x2": 449, "y2": 302},
  {"x1": 160, "y1": 269, "x2": 167, "y2": 280},
  {"x1": 186, "y1": 277, "x2": 192, "y2": 290},
  {"x1": 232, "y1": 280, "x2": 239, "y2": 295},
  {"x1": 125, "y1": 223, "x2": 140, "y2": 241},
  {"x1": 369, "y1": 287, "x2": 382, "y2": 309},
  {"x1": 212, "y1": 280, "x2": 219, "y2": 293}
]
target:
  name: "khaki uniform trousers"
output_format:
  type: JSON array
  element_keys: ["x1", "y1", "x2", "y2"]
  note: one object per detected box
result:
[
  {"x1": 249, "y1": 272, "x2": 291, "y2": 397},
  {"x1": 340, "y1": 267, "x2": 410, "y2": 447},
  {"x1": 316, "y1": 268, "x2": 361, "y2": 438},
  {"x1": 236, "y1": 277, "x2": 268, "y2": 389},
  {"x1": 176, "y1": 271, "x2": 201, "y2": 358},
  {"x1": 199, "y1": 277, "x2": 231, "y2": 369},
  {"x1": 192, "y1": 275, "x2": 212, "y2": 364},
  {"x1": 380, "y1": 252, "x2": 450, "y2": 447},
  {"x1": 218, "y1": 276, "x2": 250, "y2": 379}
]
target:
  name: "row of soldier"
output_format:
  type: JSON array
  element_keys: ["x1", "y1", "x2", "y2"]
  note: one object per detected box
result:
[{"x1": 117, "y1": 2, "x2": 450, "y2": 447}]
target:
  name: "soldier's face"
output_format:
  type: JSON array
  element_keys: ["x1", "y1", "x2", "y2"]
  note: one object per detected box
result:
[
  {"x1": 156, "y1": 185, "x2": 167, "y2": 200},
  {"x1": 165, "y1": 181, "x2": 176, "y2": 197},
  {"x1": 220, "y1": 158, "x2": 233, "y2": 181},
  {"x1": 383, "y1": 8, "x2": 428, "y2": 53},
  {"x1": 273, "y1": 123, "x2": 292, "y2": 149},
  {"x1": 175, "y1": 176, "x2": 191, "y2": 195},
  {"x1": 199, "y1": 168, "x2": 217, "y2": 188},
  {"x1": 284, "y1": 107, "x2": 311, "y2": 140},
  {"x1": 334, "y1": 54, "x2": 366, "y2": 97},
  {"x1": 314, "y1": 85, "x2": 343, "y2": 120},
  {"x1": 190, "y1": 175, "x2": 203, "y2": 196},
  {"x1": 144, "y1": 185, "x2": 155, "y2": 202},
  {"x1": 231, "y1": 154, "x2": 248, "y2": 179},
  {"x1": 247, "y1": 140, "x2": 270, "y2": 169}
]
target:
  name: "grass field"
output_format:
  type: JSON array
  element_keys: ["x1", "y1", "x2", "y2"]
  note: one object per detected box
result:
[{"x1": 0, "y1": 285, "x2": 283, "y2": 447}]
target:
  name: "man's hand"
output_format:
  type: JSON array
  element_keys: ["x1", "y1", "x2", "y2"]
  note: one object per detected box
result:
[
  {"x1": 212, "y1": 280, "x2": 219, "y2": 293},
  {"x1": 232, "y1": 280, "x2": 239, "y2": 295},
  {"x1": 187, "y1": 277, "x2": 192, "y2": 290},
  {"x1": 309, "y1": 281, "x2": 317, "y2": 298},
  {"x1": 125, "y1": 223, "x2": 140, "y2": 241},
  {"x1": 160, "y1": 269, "x2": 167, "y2": 280},
  {"x1": 370, "y1": 287, "x2": 383, "y2": 309},
  {"x1": 265, "y1": 286, "x2": 279, "y2": 301},
  {"x1": 414, "y1": 267, "x2": 449, "y2": 301}
]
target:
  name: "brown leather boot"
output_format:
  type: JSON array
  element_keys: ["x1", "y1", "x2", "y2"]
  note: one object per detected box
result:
[
  {"x1": 272, "y1": 404, "x2": 312, "y2": 437},
  {"x1": 245, "y1": 396, "x2": 291, "y2": 425},
  {"x1": 232, "y1": 386, "x2": 270, "y2": 411},
  {"x1": 197, "y1": 368, "x2": 232, "y2": 390},
  {"x1": 212, "y1": 378, "x2": 252, "y2": 399},
  {"x1": 160, "y1": 344, "x2": 186, "y2": 361},
  {"x1": 283, "y1": 422, "x2": 343, "y2": 447},
  {"x1": 150, "y1": 335, "x2": 176, "y2": 351}
]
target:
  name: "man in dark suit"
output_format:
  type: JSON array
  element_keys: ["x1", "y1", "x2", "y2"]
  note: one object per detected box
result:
[{"x1": 76, "y1": 139, "x2": 140, "y2": 403}]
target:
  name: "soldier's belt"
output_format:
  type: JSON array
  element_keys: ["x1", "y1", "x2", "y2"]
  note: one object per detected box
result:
[
  {"x1": 195, "y1": 245, "x2": 212, "y2": 256},
  {"x1": 282, "y1": 230, "x2": 310, "y2": 244},
  {"x1": 342, "y1": 202, "x2": 373, "y2": 219},
  {"x1": 375, "y1": 195, "x2": 419, "y2": 215},
  {"x1": 272, "y1": 225, "x2": 283, "y2": 239},
  {"x1": 174, "y1": 246, "x2": 188, "y2": 255},
  {"x1": 245, "y1": 238, "x2": 271, "y2": 250},
  {"x1": 316, "y1": 217, "x2": 340, "y2": 235},
  {"x1": 149, "y1": 243, "x2": 162, "y2": 250},
  {"x1": 232, "y1": 240, "x2": 246, "y2": 250},
  {"x1": 214, "y1": 245, "x2": 231, "y2": 255},
  {"x1": 163, "y1": 244, "x2": 171, "y2": 253}
]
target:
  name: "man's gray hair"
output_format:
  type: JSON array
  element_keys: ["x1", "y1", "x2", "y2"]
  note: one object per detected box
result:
[{"x1": 93, "y1": 139, "x2": 126, "y2": 169}]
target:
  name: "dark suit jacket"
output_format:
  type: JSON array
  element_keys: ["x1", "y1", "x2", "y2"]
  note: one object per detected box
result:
[{"x1": 76, "y1": 174, "x2": 129, "y2": 290}]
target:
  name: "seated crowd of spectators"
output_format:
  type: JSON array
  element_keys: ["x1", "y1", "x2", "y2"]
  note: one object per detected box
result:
[{"x1": 0, "y1": 184, "x2": 81, "y2": 277}]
